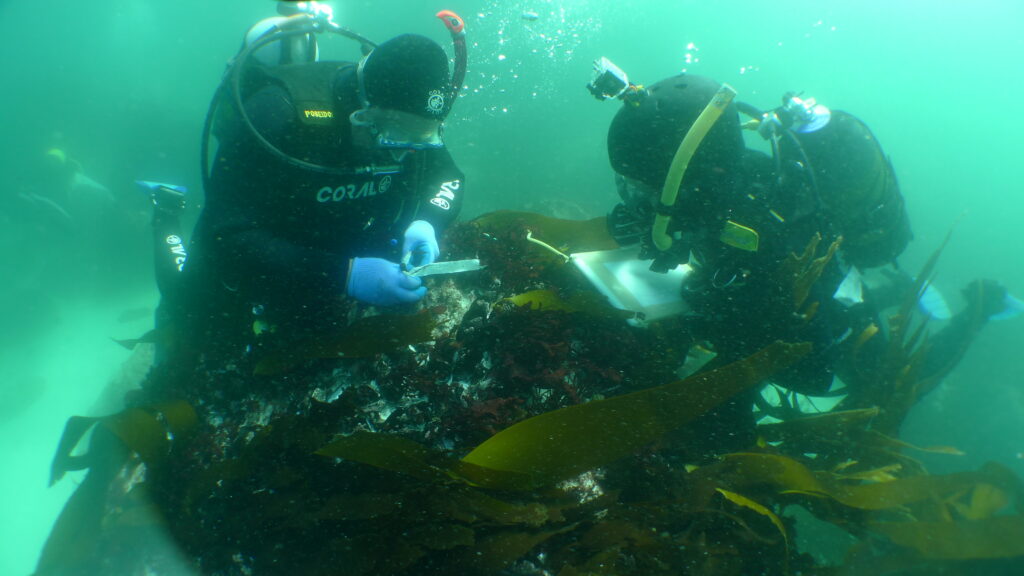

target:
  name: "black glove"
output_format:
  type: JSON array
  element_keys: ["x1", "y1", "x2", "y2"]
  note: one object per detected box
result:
[
  {"x1": 607, "y1": 203, "x2": 646, "y2": 247},
  {"x1": 962, "y1": 279, "x2": 1008, "y2": 321}
]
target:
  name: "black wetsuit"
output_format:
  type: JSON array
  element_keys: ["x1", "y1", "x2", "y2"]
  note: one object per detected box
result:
[
  {"x1": 609, "y1": 148, "x2": 856, "y2": 454},
  {"x1": 174, "y1": 61, "x2": 464, "y2": 360},
  {"x1": 679, "y1": 151, "x2": 851, "y2": 392}
]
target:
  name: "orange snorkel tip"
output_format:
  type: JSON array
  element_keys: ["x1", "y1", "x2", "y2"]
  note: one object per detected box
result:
[{"x1": 435, "y1": 10, "x2": 465, "y2": 36}]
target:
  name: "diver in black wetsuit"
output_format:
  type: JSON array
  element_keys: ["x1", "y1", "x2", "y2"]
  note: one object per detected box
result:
[
  {"x1": 163, "y1": 5, "x2": 467, "y2": 364},
  {"x1": 597, "y1": 71, "x2": 909, "y2": 393},
  {"x1": 587, "y1": 63, "x2": 1012, "y2": 451}
]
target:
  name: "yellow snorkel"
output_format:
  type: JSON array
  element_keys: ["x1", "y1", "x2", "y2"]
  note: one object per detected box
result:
[{"x1": 651, "y1": 84, "x2": 738, "y2": 251}]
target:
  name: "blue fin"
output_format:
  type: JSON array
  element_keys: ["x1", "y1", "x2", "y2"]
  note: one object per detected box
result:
[
  {"x1": 990, "y1": 292, "x2": 1024, "y2": 321},
  {"x1": 135, "y1": 180, "x2": 187, "y2": 195},
  {"x1": 918, "y1": 283, "x2": 952, "y2": 320}
]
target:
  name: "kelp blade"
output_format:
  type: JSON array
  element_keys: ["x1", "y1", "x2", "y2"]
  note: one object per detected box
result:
[
  {"x1": 502, "y1": 289, "x2": 635, "y2": 321},
  {"x1": 255, "y1": 312, "x2": 436, "y2": 375},
  {"x1": 316, "y1": 430, "x2": 453, "y2": 484},
  {"x1": 716, "y1": 488, "x2": 789, "y2": 552},
  {"x1": 461, "y1": 341, "x2": 810, "y2": 488},
  {"x1": 50, "y1": 415, "x2": 103, "y2": 486},
  {"x1": 871, "y1": 516, "x2": 1024, "y2": 559},
  {"x1": 317, "y1": 430, "x2": 538, "y2": 491},
  {"x1": 471, "y1": 211, "x2": 619, "y2": 254},
  {"x1": 757, "y1": 407, "x2": 880, "y2": 445},
  {"x1": 49, "y1": 401, "x2": 197, "y2": 486},
  {"x1": 720, "y1": 452, "x2": 1021, "y2": 512},
  {"x1": 38, "y1": 402, "x2": 197, "y2": 575}
]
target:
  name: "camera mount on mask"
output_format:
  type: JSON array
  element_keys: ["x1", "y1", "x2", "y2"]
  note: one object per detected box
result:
[{"x1": 587, "y1": 57, "x2": 647, "y2": 105}]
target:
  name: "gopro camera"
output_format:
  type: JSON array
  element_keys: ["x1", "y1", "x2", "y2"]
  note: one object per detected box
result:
[{"x1": 587, "y1": 57, "x2": 631, "y2": 101}]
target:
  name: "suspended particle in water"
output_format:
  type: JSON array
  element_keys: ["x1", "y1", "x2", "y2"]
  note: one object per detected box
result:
[{"x1": 682, "y1": 41, "x2": 700, "y2": 66}]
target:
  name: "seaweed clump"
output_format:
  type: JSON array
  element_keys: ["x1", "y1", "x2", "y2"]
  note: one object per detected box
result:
[{"x1": 36, "y1": 213, "x2": 1024, "y2": 576}]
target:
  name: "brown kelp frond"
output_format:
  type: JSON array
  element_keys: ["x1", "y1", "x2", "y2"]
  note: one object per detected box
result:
[
  {"x1": 471, "y1": 210, "x2": 619, "y2": 255},
  {"x1": 442, "y1": 211, "x2": 621, "y2": 294},
  {"x1": 254, "y1": 311, "x2": 436, "y2": 375},
  {"x1": 705, "y1": 452, "x2": 1020, "y2": 518},
  {"x1": 835, "y1": 230, "x2": 987, "y2": 436},
  {"x1": 869, "y1": 516, "x2": 1024, "y2": 560},
  {"x1": 501, "y1": 288, "x2": 635, "y2": 321},
  {"x1": 715, "y1": 488, "x2": 789, "y2": 554},
  {"x1": 890, "y1": 229, "x2": 953, "y2": 349},
  {"x1": 320, "y1": 342, "x2": 809, "y2": 491},
  {"x1": 317, "y1": 430, "x2": 459, "y2": 485},
  {"x1": 460, "y1": 341, "x2": 810, "y2": 487},
  {"x1": 49, "y1": 401, "x2": 197, "y2": 486},
  {"x1": 776, "y1": 233, "x2": 842, "y2": 313},
  {"x1": 38, "y1": 402, "x2": 197, "y2": 576}
]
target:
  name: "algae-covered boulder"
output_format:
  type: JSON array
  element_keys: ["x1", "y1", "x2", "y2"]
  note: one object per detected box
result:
[{"x1": 37, "y1": 215, "x2": 1024, "y2": 576}]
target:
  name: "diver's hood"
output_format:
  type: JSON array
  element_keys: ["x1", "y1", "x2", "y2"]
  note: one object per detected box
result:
[{"x1": 607, "y1": 74, "x2": 745, "y2": 190}]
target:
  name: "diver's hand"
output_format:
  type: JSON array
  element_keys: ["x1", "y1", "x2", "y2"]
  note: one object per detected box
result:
[
  {"x1": 962, "y1": 279, "x2": 1009, "y2": 320},
  {"x1": 402, "y1": 220, "x2": 439, "y2": 269},
  {"x1": 607, "y1": 203, "x2": 645, "y2": 246},
  {"x1": 347, "y1": 257, "x2": 426, "y2": 306}
]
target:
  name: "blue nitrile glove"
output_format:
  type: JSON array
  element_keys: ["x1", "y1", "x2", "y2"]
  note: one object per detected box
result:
[
  {"x1": 402, "y1": 220, "x2": 439, "y2": 269},
  {"x1": 347, "y1": 257, "x2": 426, "y2": 306}
]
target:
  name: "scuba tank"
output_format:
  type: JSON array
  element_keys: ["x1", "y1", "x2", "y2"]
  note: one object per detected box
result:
[
  {"x1": 754, "y1": 95, "x2": 912, "y2": 269},
  {"x1": 780, "y1": 110, "x2": 911, "y2": 268}
]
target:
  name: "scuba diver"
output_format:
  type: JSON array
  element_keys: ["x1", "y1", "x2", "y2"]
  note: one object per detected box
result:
[
  {"x1": 592, "y1": 62, "x2": 903, "y2": 393},
  {"x1": 35, "y1": 148, "x2": 119, "y2": 229},
  {"x1": 586, "y1": 58, "x2": 1017, "y2": 446},
  {"x1": 7, "y1": 148, "x2": 127, "y2": 295},
  {"x1": 159, "y1": 2, "x2": 469, "y2": 366}
]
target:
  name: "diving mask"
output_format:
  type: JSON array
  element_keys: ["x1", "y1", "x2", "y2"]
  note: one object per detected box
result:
[
  {"x1": 350, "y1": 107, "x2": 444, "y2": 150},
  {"x1": 615, "y1": 173, "x2": 660, "y2": 209}
]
